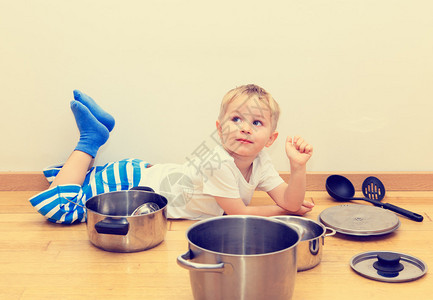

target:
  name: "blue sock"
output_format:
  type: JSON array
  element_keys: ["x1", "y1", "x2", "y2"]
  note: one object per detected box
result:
[
  {"x1": 71, "y1": 100, "x2": 109, "y2": 158},
  {"x1": 73, "y1": 90, "x2": 115, "y2": 132}
]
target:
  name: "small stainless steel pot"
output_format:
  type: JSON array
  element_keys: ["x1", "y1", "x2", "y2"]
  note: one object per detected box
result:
[
  {"x1": 273, "y1": 216, "x2": 336, "y2": 271},
  {"x1": 177, "y1": 216, "x2": 301, "y2": 300},
  {"x1": 85, "y1": 187, "x2": 168, "y2": 252}
]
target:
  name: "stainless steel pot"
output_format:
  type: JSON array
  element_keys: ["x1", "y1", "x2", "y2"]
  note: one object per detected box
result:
[
  {"x1": 273, "y1": 216, "x2": 336, "y2": 271},
  {"x1": 85, "y1": 187, "x2": 168, "y2": 252},
  {"x1": 177, "y1": 216, "x2": 301, "y2": 300}
]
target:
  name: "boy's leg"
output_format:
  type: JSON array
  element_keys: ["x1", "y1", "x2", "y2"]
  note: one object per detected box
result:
[
  {"x1": 50, "y1": 100, "x2": 110, "y2": 188},
  {"x1": 49, "y1": 150, "x2": 93, "y2": 187}
]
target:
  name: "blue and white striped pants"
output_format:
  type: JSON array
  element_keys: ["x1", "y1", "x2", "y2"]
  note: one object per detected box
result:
[{"x1": 29, "y1": 158, "x2": 152, "y2": 224}]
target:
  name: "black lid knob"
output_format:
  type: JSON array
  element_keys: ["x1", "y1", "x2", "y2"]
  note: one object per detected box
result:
[{"x1": 373, "y1": 252, "x2": 404, "y2": 276}]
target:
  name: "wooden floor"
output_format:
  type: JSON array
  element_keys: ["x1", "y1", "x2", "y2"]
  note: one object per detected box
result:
[{"x1": 1, "y1": 190, "x2": 432, "y2": 299}]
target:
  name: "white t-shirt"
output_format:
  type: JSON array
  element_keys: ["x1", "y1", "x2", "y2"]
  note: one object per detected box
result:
[{"x1": 138, "y1": 146, "x2": 284, "y2": 219}]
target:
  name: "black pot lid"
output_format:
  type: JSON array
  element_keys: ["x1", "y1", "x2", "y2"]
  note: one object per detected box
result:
[
  {"x1": 318, "y1": 204, "x2": 400, "y2": 236},
  {"x1": 350, "y1": 251, "x2": 428, "y2": 282}
]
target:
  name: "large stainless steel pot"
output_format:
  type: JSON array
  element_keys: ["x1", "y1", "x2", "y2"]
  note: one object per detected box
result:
[
  {"x1": 177, "y1": 216, "x2": 301, "y2": 300},
  {"x1": 85, "y1": 187, "x2": 168, "y2": 252},
  {"x1": 273, "y1": 216, "x2": 336, "y2": 271}
]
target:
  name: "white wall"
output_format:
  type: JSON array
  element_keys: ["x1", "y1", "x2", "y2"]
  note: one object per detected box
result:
[{"x1": 1, "y1": 0, "x2": 432, "y2": 172}]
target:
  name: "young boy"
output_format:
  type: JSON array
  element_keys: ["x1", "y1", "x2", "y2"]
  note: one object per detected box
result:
[{"x1": 29, "y1": 84, "x2": 314, "y2": 224}]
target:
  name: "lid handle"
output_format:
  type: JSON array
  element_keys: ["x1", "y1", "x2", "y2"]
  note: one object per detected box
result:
[{"x1": 373, "y1": 252, "x2": 404, "y2": 277}]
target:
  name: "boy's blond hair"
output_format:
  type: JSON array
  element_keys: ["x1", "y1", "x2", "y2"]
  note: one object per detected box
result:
[{"x1": 218, "y1": 84, "x2": 280, "y2": 131}]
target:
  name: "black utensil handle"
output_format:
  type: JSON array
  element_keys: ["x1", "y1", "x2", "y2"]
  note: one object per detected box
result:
[
  {"x1": 382, "y1": 203, "x2": 424, "y2": 222},
  {"x1": 353, "y1": 197, "x2": 383, "y2": 207}
]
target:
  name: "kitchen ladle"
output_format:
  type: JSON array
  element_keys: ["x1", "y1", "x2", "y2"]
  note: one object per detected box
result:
[
  {"x1": 131, "y1": 202, "x2": 160, "y2": 216},
  {"x1": 326, "y1": 175, "x2": 423, "y2": 222}
]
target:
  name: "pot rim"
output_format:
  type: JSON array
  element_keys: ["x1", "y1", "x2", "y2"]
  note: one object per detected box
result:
[
  {"x1": 272, "y1": 216, "x2": 331, "y2": 241},
  {"x1": 85, "y1": 190, "x2": 168, "y2": 218},
  {"x1": 185, "y1": 215, "x2": 301, "y2": 258}
]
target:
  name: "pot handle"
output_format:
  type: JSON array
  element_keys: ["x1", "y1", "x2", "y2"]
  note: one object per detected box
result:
[
  {"x1": 177, "y1": 250, "x2": 233, "y2": 274},
  {"x1": 95, "y1": 217, "x2": 129, "y2": 235},
  {"x1": 324, "y1": 227, "x2": 336, "y2": 237},
  {"x1": 130, "y1": 186, "x2": 155, "y2": 192}
]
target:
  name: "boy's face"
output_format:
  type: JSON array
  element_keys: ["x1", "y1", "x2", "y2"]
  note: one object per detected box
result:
[{"x1": 216, "y1": 95, "x2": 278, "y2": 159}]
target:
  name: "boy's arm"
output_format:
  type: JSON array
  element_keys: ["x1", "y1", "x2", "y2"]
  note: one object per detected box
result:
[
  {"x1": 214, "y1": 196, "x2": 291, "y2": 216},
  {"x1": 267, "y1": 135, "x2": 314, "y2": 213},
  {"x1": 267, "y1": 181, "x2": 314, "y2": 214}
]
